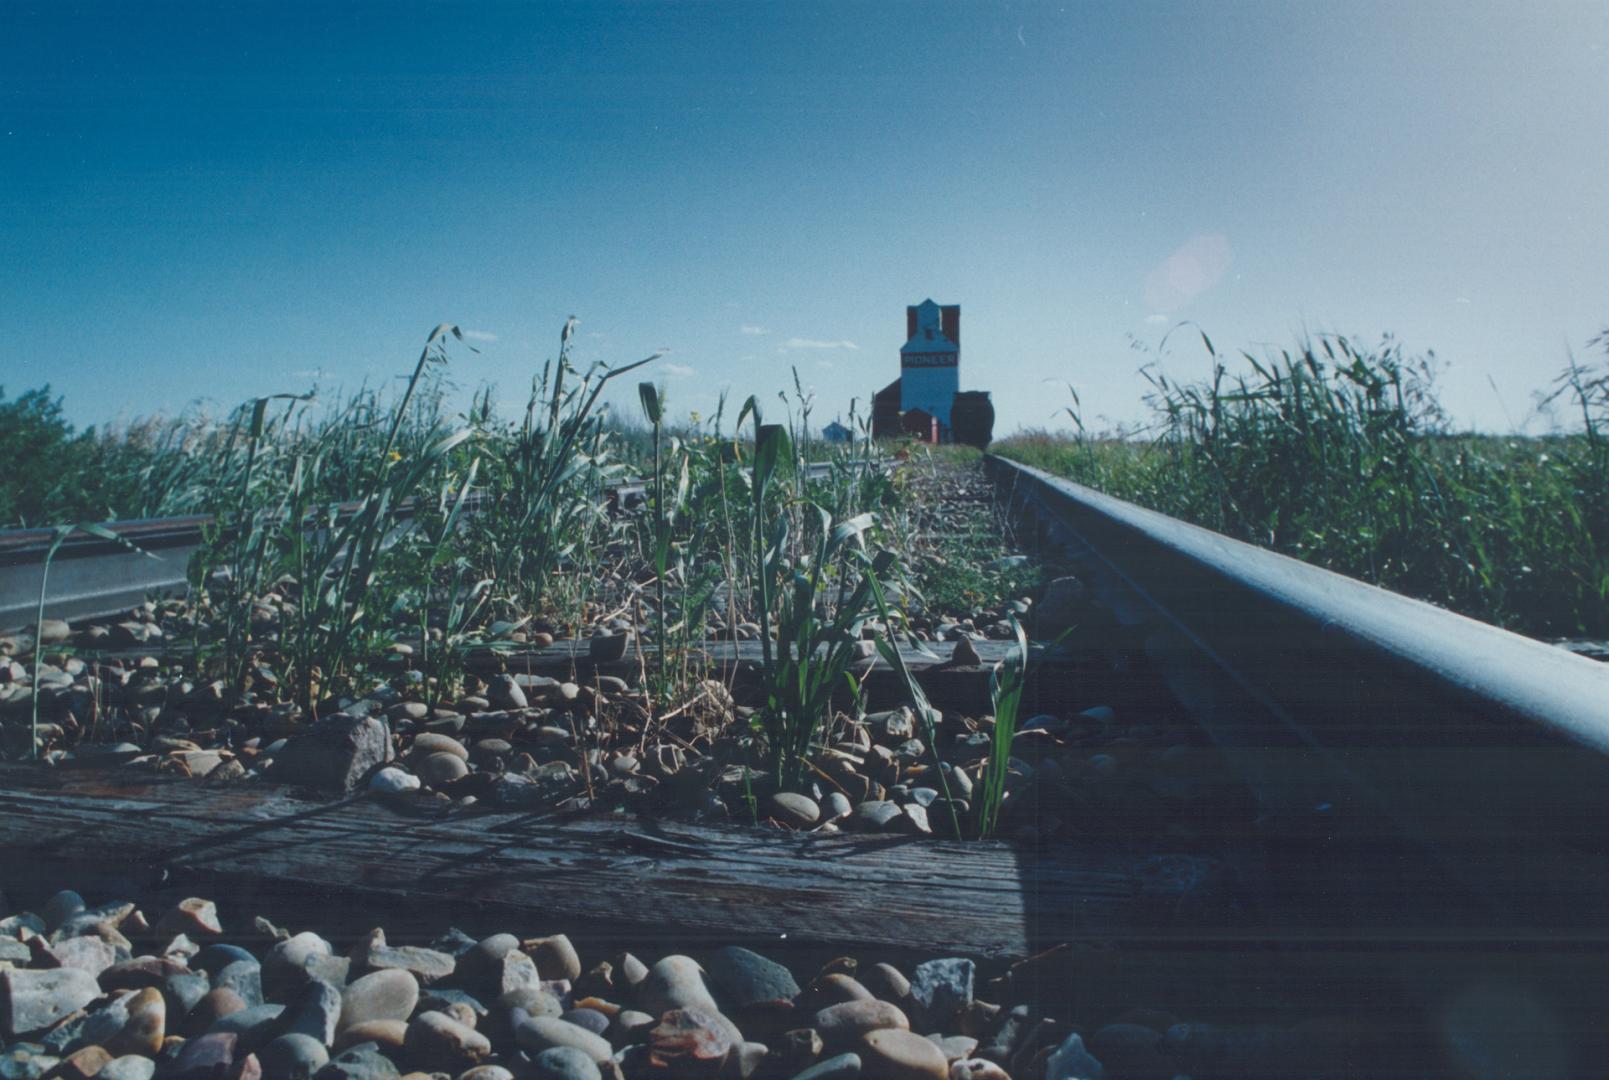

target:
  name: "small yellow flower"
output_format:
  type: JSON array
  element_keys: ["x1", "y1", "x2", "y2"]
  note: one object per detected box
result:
[{"x1": 388, "y1": 450, "x2": 403, "y2": 462}]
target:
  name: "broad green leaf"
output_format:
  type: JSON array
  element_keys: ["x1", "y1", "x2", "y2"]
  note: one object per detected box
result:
[
  {"x1": 638, "y1": 382, "x2": 662, "y2": 425},
  {"x1": 754, "y1": 424, "x2": 789, "y2": 492}
]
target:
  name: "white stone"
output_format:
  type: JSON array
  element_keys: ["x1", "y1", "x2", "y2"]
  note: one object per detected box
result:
[{"x1": 370, "y1": 767, "x2": 420, "y2": 795}]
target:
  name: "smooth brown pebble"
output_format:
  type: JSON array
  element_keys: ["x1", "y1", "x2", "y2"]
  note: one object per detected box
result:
[
  {"x1": 928, "y1": 1034, "x2": 977, "y2": 1062},
  {"x1": 733, "y1": 1041, "x2": 769, "y2": 1079},
  {"x1": 189, "y1": 988, "x2": 247, "y2": 1035},
  {"x1": 335, "y1": 1019, "x2": 409, "y2": 1053},
  {"x1": 523, "y1": 935, "x2": 582, "y2": 982},
  {"x1": 637, "y1": 955, "x2": 719, "y2": 1016},
  {"x1": 404, "y1": 1011, "x2": 491, "y2": 1068},
  {"x1": 154, "y1": 898, "x2": 223, "y2": 940},
  {"x1": 814, "y1": 1000, "x2": 910, "y2": 1045},
  {"x1": 861, "y1": 1028, "x2": 949, "y2": 1080},
  {"x1": 513, "y1": 1016, "x2": 614, "y2": 1064},
  {"x1": 417, "y1": 752, "x2": 469, "y2": 786},
  {"x1": 413, "y1": 733, "x2": 469, "y2": 759},
  {"x1": 58, "y1": 1046, "x2": 112, "y2": 1080},
  {"x1": 112, "y1": 988, "x2": 165, "y2": 1056},
  {"x1": 864, "y1": 964, "x2": 912, "y2": 1002},
  {"x1": 616, "y1": 953, "x2": 649, "y2": 986},
  {"x1": 339, "y1": 969, "x2": 421, "y2": 1032},
  {"x1": 442, "y1": 1002, "x2": 477, "y2": 1029},
  {"x1": 570, "y1": 997, "x2": 618, "y2": 1020},
  {"x1": 815, "y1": 973, "x2": 874, "y2": 1004},
  {"x1": 768, "y1": 792, "x2": 820, "y2": 828},
  {"x1": 457, "y1": 1068, "x2": 513, "y2": 1080}
]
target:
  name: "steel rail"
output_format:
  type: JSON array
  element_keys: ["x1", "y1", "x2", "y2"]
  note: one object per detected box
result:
[
  {"x1": 0, "y1": 459, "x2": 866, "y2": 628},
  {"x1": 987, "y1": 453, "x2": 1609, "y2": 934}
]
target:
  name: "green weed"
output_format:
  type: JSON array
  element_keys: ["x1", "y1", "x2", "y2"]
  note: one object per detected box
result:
[
  {"x1": 974, "y1": 615, "x2": 1027, "y2": 840},
  {"x1": 997, "y1": 332, "x2": 1609, "y2": 639}
]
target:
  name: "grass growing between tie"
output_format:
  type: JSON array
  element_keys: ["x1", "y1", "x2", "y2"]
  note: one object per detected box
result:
[
  {"x1": 9, "y1": 316, "x2": 931, "y2": 740},
  {"x1": 180, "y1": 322, "x2": 662, "y2": 713},
  {"x1": 974, "y1": 615, "x2": 1028, "y2": 840}
]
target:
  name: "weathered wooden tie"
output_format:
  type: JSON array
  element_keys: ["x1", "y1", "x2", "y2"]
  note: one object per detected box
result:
[{"x1": 0, "y1": 767, "x2": 1221, "y2": 963}]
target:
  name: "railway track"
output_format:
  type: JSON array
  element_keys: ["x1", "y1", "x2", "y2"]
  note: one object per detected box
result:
[
  {"x1": 986, "y1": 454, "x2": 1609, "y2": 918},
  {"x1": 3, "y1": 454, "x2": 1609, "y2": 1075}
]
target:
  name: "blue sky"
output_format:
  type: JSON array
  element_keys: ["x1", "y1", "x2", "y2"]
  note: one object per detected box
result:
[{"x1": 4, "y1": 1, "x2": 1607, "y2": 435}]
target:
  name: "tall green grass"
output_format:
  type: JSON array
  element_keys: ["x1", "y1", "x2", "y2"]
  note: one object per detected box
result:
[
  {"x1": 6, "y1": 319, "x2": 911, "y2": 726},
  {"x1": 974, "y1": 614, "x2": 1027, "y2": 840},
  {"x1": 8, "y1": 324, "x2": 1022, "y2": 845},
  {"x1": 170, "y1": 321, "x2": 665, "y2": 710},
  {"x1": 997, "y1": 332, "x2": 1609, "y2": 639},
  {"x1": 29, "y1": 523, "x2": 153, "y2": 756}
]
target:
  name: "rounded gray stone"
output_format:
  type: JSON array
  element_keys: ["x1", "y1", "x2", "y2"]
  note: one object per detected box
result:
[
  {"x1": 162, "y1": 973, "x2": 213, "y2": 1018},
  {"x1": 849, "y1": 800, "x2": 901, "y2": 831},
  {"x1": 705, "y1": 946, "x2": 800, "y2": 1009},
  {"x1": 316, "y1": 1042, "x2": 401, "y2": 1080},
  {"x1": 461, "y1": 934, "x2": 518, "y2": 983},
  {"x1": 98, "y1": 1058, "x2": 156, "y2": 1080},
  {"x1": 208, "y1": 1003, "x2": 285, "y2": 1051},
  {"x1": 528, "y1": 1046, "x2": 601, "y2": 1080},
  {"x1": 416, "y1": 752, "x2": 469, "y2": 787},
  {"x1": 259, "y1": 1032, "x2": 330, "y2": 1080},
  {"x1": 262, "y1": 932, "x2": 332, "y2": 1002},
  {"x1": 823, "y1": 792, "x2": 853, "y2": 819},
  {"x1": 281, "y1": 979, "x2": 342, "y2": 1046},
  {"x1": 411, "y1": 733, "x2": 467, "y2": 760},
  {"x1": 193, "y1": 945, "x2": 257, "y2": 977},
  {"x1": 789, "y1": 1052, "x2": 863, "y2": 1080},
  {"x1": 457, "y1": 1068, "x2": 514, "y2": 1080},
  {"x1": 489, "y1": 675, "x2": 527, "y2": 710},
  {"x1": 338, "y1": 970, "x2": 418, "y2": 1033},
  {"x1": 768, "y1": 792, "x2": 821, "y2": 828},
  {"x1": 558, "y1": 1008, "x2": 609, "y2": 1036},
  {"x1": 40, "y1": 890, "x2": 86, "y2": 933},
  {"x1": 636, "y1": 955, "x2": 719, "y2": 1016},
  {"x1": 512, "y1": 1016, "x2": 612, "y2": 1063}
]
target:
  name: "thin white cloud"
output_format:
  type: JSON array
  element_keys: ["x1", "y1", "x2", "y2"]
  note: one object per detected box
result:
[
  {"x1": 462, "y1": 329, "x2": 498, "y2": 342},
  {"x1": 1144, "y1": 233, "x2": 1232, "y2": 312},
  {"x1": 291, "y1": 369, "x2": 329, "y2": 379},
  {"x1": 780, "y1": 337, "x2": 859, "y2": 351},
  {"x1": 662, "y1": 362, "x2": 696, "y2": 377},
  {"x1": 740, "y1": 325, "x2": 769, "y2": 335},
  {"x1": 1145, "y1": 313, "x2": 1169, "y2": 325}
]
